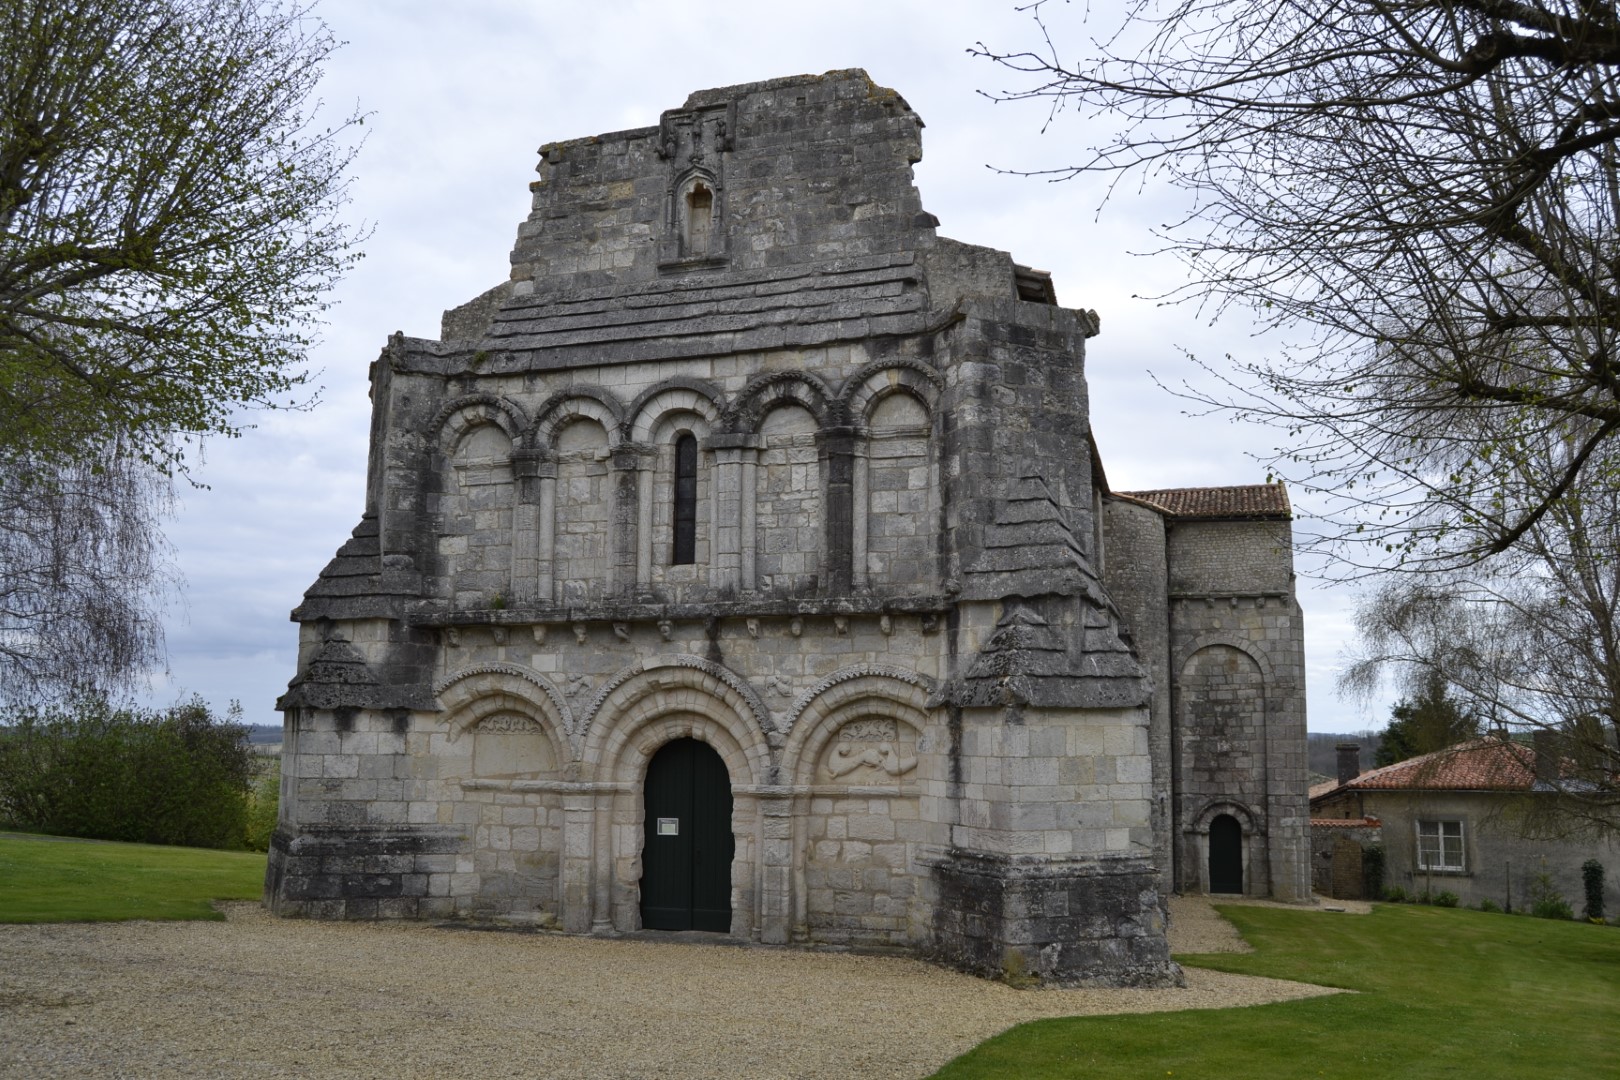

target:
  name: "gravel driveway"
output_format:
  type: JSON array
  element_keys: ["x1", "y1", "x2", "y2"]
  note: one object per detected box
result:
[{"x1": 0, "y1": 899, "x2": 1346, "y2": 1079}]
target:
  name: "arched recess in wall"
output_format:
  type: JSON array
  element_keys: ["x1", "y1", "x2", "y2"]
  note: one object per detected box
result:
[
  {"x1": 436, "y1": 665, "x2": 573, "y2": 779},
  {"x1": 844, "y1": 363, "x2": 941, "y2": 594},
  {"x1": 779, "y1": 669, "x2": 935, "y2": 946},
  {"x1": 1176, "y1": 643, "x2": 1269, "y2": 893},
  {"x1": 726, "y1": 374, "x2": 828, "y2": 596},
  {"x1": 674, "y1": 171, "x2": 722, "y2": 259},
  {"x1": 628, "y1": 383, "x2": 723, "y2": 593},
  {"x1": 433, "y1": 396, "x2": 527, "y2": 607},
  {"x1": 434, "y1": 665, "x2": 570, "y2": 918},
  {"x1": 529, "y1": 391, "x2": 625, "y2": 604}
]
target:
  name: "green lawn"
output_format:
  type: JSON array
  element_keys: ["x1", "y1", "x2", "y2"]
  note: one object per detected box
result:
[
  {"x1": 932, "y1": 904, "x2": 1620, "y2": 1080},
  {"x1": 0, "y1": 832, "x2": 266, "y2": 922}
]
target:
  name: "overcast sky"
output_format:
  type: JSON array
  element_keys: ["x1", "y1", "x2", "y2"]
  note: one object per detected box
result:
[{"x1": 142, "y1": 0, "x2": 1388, "y2": 734}]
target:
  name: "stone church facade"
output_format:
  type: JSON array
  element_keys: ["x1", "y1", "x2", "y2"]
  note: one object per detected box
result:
[{"x1": 268, "y1": 71, "x2": 1309, "y2": 987}]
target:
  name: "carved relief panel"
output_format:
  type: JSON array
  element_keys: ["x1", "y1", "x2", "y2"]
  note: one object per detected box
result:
[
  {"x1": 471, "y1": 713, "x2": 556, "y2": 779},
  {"x1": 818, "y1": 718, "x2": 918, "y2": 783}
]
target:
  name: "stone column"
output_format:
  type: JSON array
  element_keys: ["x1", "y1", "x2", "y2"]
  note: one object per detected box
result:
[
  {"x1": 851, "y1": 438, "x2": 870, "y2": 591},
  {"x1": 536, "y1": 460, "x2": 558, "y2": 603},
  {"x1": 561, "y1": 794, "x2": 596, "y2": 933},
  {"x1": 635, "y1": 450, "x2": 657, "y2": 588},
  {"x1": 609, "y1": 447, "x2": 643, "y2": 595},
  {"x1": 757, "y1": 790, "x2": 795, "y2": 944},
  {"x1": 705, "y1": 434, "x2": 761, "y2": 594},
  {"x1": 511, "y1": 449, "x2": 543, "y2": 602}
]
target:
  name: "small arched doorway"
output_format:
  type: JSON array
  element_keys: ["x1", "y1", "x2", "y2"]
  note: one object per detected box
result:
[
  {"x1": 1209, "y1": 814, "x2": 1244, "y2": 894},
  {"x1": 641, "y1": 738, "x2": 734, "y2": 931}
]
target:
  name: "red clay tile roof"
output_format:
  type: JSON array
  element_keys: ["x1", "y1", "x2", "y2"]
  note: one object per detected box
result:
[
  {"x1": 1308, "y1": 779, "x2": 1341, "y2": 801},
  {"x1": 1310, "y1": 817, "x2": 1381, "y2": 828},
  {"x1": 1113, "y1": 484, "x2": 1292, "y2": 521},
  {"x1": 1337, "y1": 739, "x2": 1540, "y2": 792}
]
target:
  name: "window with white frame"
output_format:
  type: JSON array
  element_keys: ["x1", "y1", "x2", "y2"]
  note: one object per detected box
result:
[{"x1": 1416, "y1": 819, "x2": 1465, "y2": 871}]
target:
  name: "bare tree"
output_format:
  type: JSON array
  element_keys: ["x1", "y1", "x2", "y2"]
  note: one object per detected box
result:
[
  {"x1": 0, "y1": 450, "x2": 173, "y2": 707},
  {"x1": 1340, "y1": 433, "x2": 1620, "y2": 831},
  {"x1": 976, "y1": 0, "x2": 1620, "y2": 570}
]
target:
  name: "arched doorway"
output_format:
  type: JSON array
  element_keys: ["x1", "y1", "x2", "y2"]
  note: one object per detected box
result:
[
  {"x1": 1209, "y1": 814, "x2": 1244, "y2": 894},
  {"x1": 640, "y1": 738, "x2": 734, "y2": 931}
]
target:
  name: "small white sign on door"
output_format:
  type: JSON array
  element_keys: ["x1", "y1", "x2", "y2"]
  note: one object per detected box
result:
[{"x1": 657, "y1": 817, "x2": 679, "y2": 836}]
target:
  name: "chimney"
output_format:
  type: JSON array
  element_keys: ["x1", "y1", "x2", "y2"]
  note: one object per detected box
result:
[
  {"x1": 1532, "y1": 730, "x2": 1558, "y2": 786},
  {"x1": 1336, "y1": 743, "x2": 1362, "y2": 786}
]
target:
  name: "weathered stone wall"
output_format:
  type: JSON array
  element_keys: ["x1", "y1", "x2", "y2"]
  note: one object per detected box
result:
[
  {"x1": 272, "y1": 70, "x2": 1302, "y2": 988},
  {"x1": 1166, "y1": 519, "x2": 1310, "y2": 901}
]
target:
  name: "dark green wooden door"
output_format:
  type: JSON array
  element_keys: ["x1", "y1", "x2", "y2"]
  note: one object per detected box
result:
[
  {"x1": 1209, "y1": 814, "x2": 1244, "y2": 894},
  {"x1": 640, "y1": 738, "x2": 734, "y2": 932}
]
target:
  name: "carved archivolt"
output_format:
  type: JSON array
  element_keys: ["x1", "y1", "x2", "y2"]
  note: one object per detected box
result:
[
  {"x1": 579, "y1": 655, "x2": 772, "y2": 737},
  {"x1": 627, "y1": 379, "x2": 725, "y2": 442},
  {"x1": 839, "y1": 358, "x2": 942, "y2": 428},
  {"x1": 581, "y1": 656, "x2": 772, "y2": 785},
  {"x1": 781, "y1": 667, "x2": 935, "y2": 785},
  {"x1": 781, "y1": 664, "x2": 934, "y2": 733},
  {"x1": 431, "y1": 393, "x2": 529, "y2": 454},
  {"x1": 435, "y1": 663, "x2": 574, "y2": 738},
  {"x1": 528, "y1": 386, "x2": 626, "y2": 451}
]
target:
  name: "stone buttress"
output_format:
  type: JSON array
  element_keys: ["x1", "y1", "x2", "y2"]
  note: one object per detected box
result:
[{"x1": 269, "y1": 69, "x2": 1306, "y2": 987}]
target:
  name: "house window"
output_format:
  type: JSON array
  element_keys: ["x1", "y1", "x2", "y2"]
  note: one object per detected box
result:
[
  {"x1": 672, "y1": 433, "x2": 697, "y2": 564},
  {"x1": 1417, "y1": 819, "x2": 1465, "y2": 871}
]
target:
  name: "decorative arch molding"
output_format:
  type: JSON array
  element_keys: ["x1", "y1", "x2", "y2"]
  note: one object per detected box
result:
[
  {"x1": 528, "y1": 386, "x2": 626, "y2": 451},
  {"x1": 1175, "y1": 637, "x2": 1274, "y2": 682},
  {"x1": 1187, "y1": 798, "x2": 1262, "y2": 836},
  {"x1": 781, "y1": 668, "x2": 935, "y2": 785},
  {"x1": 579, "y1": 655, "x2": 773, "y2": 740},
  {"x1": 582, "y1": 658, "x2": 772, "y2": 784},
  {"x1": 627, "y1": 380, "x2": 725, "y2": 442},
  {"x1": 434, "y1": 664, "x2": 573, "y2": 757},
  {"x1": 431, "y1": 393, "x2": 529, "y2": 454},
  {"x1": 724, "y1": 370, "x2": 835, "y2": 432},
  {"x1": 839, "y1": 358, "x2": 943, "y2": 427}
]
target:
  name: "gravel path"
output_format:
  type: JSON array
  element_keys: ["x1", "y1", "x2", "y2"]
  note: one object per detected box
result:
[{"x1": 0, "y1": 900, "x2": 1347, "y2": 1079}]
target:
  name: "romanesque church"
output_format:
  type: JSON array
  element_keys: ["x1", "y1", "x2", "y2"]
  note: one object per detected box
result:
[{"x1": 269, "y1": 70, "x2": 1309, "y2": 987}]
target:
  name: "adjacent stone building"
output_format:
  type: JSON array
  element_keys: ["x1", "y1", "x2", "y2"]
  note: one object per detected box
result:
[{"x1": 267, "y1": 70, "x2": 1310, "y2": 986}]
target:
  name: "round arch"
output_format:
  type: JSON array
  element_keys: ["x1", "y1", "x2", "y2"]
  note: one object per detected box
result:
[
  {"x1": 725, "y1": 371, "x2": 834, "y2": 433},
  {"x1": 431, "y1": 393, "x2": 528, "y2": 455},
  {"x1": 528, "y1": 386, "x2": 626, "y2": 451},
  {"x1": 627, "y1": 379, "x2": 726, "y2": 443},
  {"x1": 840, "y1": 359, "x2": 942, "y2": 429},
  {"x1": 435, "y1": 664, "x2": 574, "y2": 757}
]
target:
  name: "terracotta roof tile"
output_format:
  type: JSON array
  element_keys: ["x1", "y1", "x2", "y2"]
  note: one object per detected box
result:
[
  {"x1": 1310, "y1": 817, "x2": 1381, "y2": 828},
  {"x1": 1339, "y1": 739, "x2": 1540, "y2": 792},
  {"x1": 1114, "y1": 484, "x2": 1291, "y2": 520}
]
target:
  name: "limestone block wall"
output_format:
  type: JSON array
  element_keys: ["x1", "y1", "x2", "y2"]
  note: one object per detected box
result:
[
  {"x1": 1100, "y1": 497, "x2": 1173, "y2": 889},
  {"x1": 1167, "y1": 518, "x2": 1310, "y2": 900}
]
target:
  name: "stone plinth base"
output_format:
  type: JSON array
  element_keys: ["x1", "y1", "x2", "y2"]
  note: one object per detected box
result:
[
  {"x1": 927, "y1": 849, "x2": 1183, "y2": 988},
  {"x1": 265, "y1": 825, "x2": 465, "y2": 920}
]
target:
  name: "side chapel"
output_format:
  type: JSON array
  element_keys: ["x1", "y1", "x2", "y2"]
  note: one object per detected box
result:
[{"x1": 268, "y1": 71, "x2": 1310, "y2": 987}]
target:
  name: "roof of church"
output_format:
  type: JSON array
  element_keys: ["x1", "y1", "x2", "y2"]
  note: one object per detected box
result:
[{"x1": 1114, "y1": 484, "x2": 1291, "y2": 521}]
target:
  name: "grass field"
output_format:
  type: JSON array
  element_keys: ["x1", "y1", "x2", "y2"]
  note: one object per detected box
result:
[
  {"x1": 931, "y1": 903, "x2": 1620, "y2": 1079},
  {"x1": 0, "y1": 832, "x2": 266, "y2": 922}
]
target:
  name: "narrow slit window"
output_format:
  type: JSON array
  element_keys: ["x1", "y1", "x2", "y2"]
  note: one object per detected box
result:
[{"x1": 673, "y1": 433, "x2": 698, "y2": 564}]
